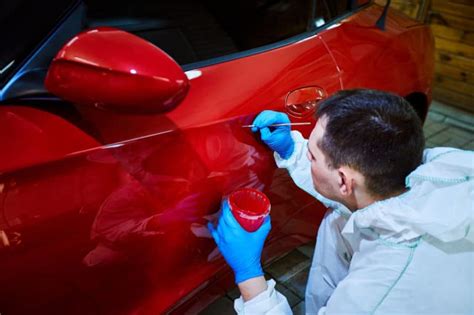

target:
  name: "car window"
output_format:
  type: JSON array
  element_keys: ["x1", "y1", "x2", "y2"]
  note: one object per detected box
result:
[
  {"x1": 312, "y1": 0, "x2": 353, "y2": 28},
  {"x1": 83, "y1": 0, "x2": 317, "y2": 65},
  {"x1": 83, "y1": 0, "x2": 367, "y2": 67},
  {"x1": 0, "y1": 0, "x2": 76, "y2": 86}
]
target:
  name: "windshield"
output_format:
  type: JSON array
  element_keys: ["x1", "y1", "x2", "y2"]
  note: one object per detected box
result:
[{"x1": 0, "y1": 0, "x2": 77, "y2": 87}]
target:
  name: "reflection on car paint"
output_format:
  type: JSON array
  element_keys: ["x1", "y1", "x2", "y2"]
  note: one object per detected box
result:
[{"x1": 1, "y1": 115, "x2": 316, "y2": 314}]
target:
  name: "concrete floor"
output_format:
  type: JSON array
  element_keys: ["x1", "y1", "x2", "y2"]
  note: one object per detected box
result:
[
  {"x1": 423, "y1": 101, "x2": 474, "y2": 150},
  {"x1": 200, "y1": 101, "x2": 474, "y2": 314}
]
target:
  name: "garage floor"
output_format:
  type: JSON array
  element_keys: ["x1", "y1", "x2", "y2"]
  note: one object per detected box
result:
[{"x1": 200, "y1": 101, "x2": 474, "y2": 315}]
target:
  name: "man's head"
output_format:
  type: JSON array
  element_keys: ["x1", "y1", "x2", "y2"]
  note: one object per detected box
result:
[{"x1": 307, "y1": 89, "x2": 424, "y2": 210}]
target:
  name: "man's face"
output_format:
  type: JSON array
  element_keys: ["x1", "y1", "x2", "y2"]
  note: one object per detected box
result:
[{"x1": 307, "y1": 116, "x2": 341, "y2": 201}]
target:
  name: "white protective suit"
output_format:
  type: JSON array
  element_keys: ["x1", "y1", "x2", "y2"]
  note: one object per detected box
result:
[{"x1": 234, "y1": 131, "x2": 474, "y2": 315}]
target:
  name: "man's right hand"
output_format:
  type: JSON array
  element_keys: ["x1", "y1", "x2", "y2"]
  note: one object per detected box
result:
[{"x1": 251, "y1": 110, "x2": 295, "y2": 159}]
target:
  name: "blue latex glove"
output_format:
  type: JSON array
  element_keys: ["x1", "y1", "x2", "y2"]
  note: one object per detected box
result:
[
  {"x1": 251, "y1": 110, "x2": 295, "y2": 159},
  {"x1": 208, "y1": 200, "x2": 271, "y2": 284}
]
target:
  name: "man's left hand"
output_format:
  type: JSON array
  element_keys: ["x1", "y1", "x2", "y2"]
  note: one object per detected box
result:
[{"x1": 208, "y1": 200, "x2": 271, "y2": 284}]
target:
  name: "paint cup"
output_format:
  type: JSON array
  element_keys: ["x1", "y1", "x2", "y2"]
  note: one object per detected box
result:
[{"x1": 228, "y1": 188, "x2": 271, "y2": 232}]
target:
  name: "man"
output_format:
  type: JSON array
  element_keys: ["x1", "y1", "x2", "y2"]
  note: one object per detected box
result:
[{"x1": 208, "y1": 89, "x2": 474, "y2": 314}]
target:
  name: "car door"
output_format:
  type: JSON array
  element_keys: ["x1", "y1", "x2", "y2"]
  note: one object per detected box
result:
[{"x1": 0, "y1": 0, "x2": 347, "y2": 314}]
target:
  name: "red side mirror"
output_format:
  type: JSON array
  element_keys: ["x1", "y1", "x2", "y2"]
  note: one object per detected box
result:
[{"x1": 45, "y1": 27, "x2": 189, "y2": 113}]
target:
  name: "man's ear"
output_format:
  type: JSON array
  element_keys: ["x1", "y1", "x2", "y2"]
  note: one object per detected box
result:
[{"x1": 337, "y1": 167, "x2": 355, "y2": 196}]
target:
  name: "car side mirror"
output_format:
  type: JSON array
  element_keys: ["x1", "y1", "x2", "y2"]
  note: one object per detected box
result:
[{"x1": 45, "y1": 27, "x2": 189, "y2": 113}]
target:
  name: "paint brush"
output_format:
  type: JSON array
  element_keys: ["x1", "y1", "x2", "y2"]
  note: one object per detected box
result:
[{"x1": 242, "y1": 122, "x2": 311, "y2": 128}]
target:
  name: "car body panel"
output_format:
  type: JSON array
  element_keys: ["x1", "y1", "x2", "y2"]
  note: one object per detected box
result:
[
  {"x1": 72, "y1": 33, "x2": 340, "y2": 145},
  {"x1": 319, "y1": 5, "x2": 434, "y2": 102},
  {"x1": 0, "y1": 106, "x2": 99, "y2": 173}
]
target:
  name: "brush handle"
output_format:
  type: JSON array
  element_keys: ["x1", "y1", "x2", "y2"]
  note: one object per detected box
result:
[{"x1": 242, "y1": 122, "x2": 311, "y2": 128}]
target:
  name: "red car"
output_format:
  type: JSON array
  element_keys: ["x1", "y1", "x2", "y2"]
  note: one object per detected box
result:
[{"x1": 0, "y1": 0, "x2": 433, "y2": 314}]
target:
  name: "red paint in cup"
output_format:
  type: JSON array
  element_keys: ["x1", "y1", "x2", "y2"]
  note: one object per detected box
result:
[{"x1": 228, "y1": 188, "x2": 271, "y2": 232}]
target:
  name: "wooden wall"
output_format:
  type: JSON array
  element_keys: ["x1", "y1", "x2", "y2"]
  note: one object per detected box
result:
[{"x1": 377, "y1": 0, "x2": 474, "y2": 113}]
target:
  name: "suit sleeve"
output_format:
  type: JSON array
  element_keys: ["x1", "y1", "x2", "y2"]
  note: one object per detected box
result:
[{"x1": 234, "y1": 279, "x2": 293, "y2": 315}]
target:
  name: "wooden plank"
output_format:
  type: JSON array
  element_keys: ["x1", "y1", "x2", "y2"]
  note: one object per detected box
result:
[
  {"x1": 435, "y1": 74, "x2": 474, "y2": 97},
  {"x1": 434, "y1": 37, "x2": 474, "y2": 58},
  {"x1": 391, "y1": 0, "x2": 420, "y2": 4},
  {"x1": 431, "y1": 0, "x2": 474, "y2": 19},
  {"x1": 447, "y1": 0, "x2": 474, "y2": 5},
  {"x1": 379, "y1": 0, "x2": 426, "y2": 20},
  {"x1": 431, "y1": 24, "x2": 474, "y2": 46},
  {"x1": 376, "y1": 0, "x2": 419, "y2": 6},
  {"x1": 436, "y1": 50, "x2": 474, "y2": 72},
  {"x1": 435, "y1": 62, "x2": 474, "y2": 82},
  {"x1": 390, "y1": 0, "x2": 420, "y2": 18},
  {"x1": 433, "y1": 86, "x2": 474, "y2": 112},
  {"x1": 429, "y1": 10, "x2": 474, "y2": 31}
]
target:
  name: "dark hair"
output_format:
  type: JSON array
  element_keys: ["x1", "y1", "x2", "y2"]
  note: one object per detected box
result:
[{"x1": 316, "y1": 89, "x2": 424, "y2": 197}]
